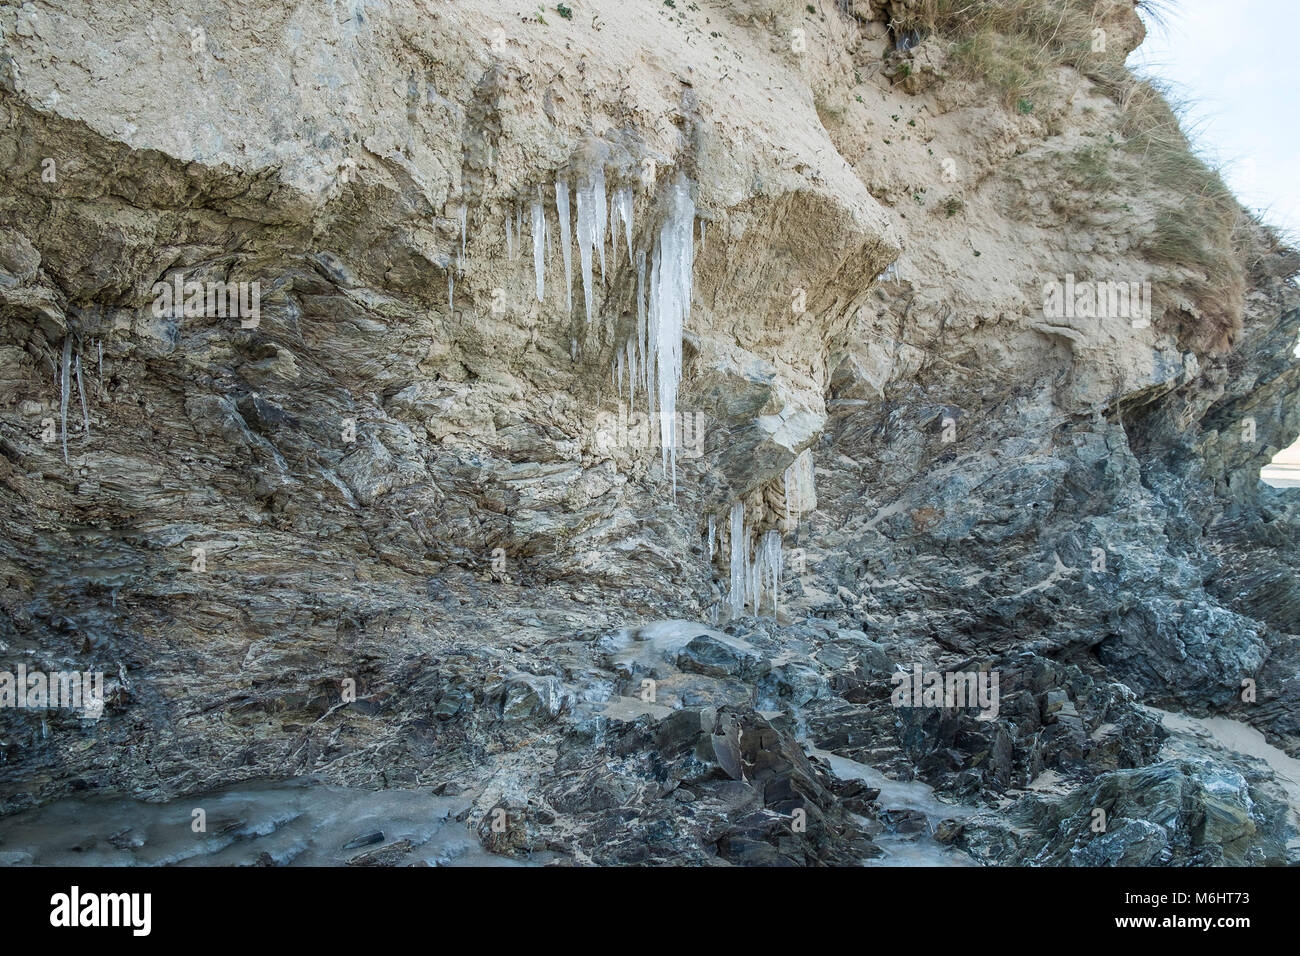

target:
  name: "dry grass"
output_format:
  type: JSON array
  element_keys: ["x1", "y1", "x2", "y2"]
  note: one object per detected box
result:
[
  {"x1": 1117, "y1": 79, "x2": 1245, "y2": 350},
  {"x1": 895, "y1": 0, "x2": 1126, "y2": 107},
  {"x1": 893, "y1": 0, "x2": 1248, "y2": 350}
]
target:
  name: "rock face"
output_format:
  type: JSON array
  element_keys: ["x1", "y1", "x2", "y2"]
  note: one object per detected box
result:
[{"x1": 0, "y1": 0, "x2": 1297, "y2": 865}]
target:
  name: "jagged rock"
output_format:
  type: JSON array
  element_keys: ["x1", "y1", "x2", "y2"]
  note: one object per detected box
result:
[
  {"x1": 676, "y1": 633, "x2": 771, "y2": 682},
  {"x1": 0, "y1": 0, "x2": 1295, "y2": 868}
]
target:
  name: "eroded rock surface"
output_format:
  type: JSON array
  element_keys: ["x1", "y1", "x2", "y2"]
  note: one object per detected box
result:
[{"x1": 0, "y1": 0, "x2": 1297, "y2": 865}]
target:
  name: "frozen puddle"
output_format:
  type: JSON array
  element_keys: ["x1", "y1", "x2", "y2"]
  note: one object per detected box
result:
[
  {"x1": 0, "y1": 778, "x2": 543, "y2": 867},
  {"x1": 603, "y1": 619, "x2": 755, "y2": 675},
  {"x1": 810, "y1": 749, "x2": 979, "y2": 867}
]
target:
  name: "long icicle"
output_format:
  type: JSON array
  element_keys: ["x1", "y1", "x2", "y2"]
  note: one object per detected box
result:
[
  {"x1": 783, "y1": 449, "x2": 816, "y2": 528},
  {"x1": 649, "y1": 175, "x2": 694, "y2": 491},
  {"x1": 576, "y1": 175, "x2": 596, "y2": 324},
  {"x1": 531, "y1": 198, "x2": 546, "y2": 302},
  {"x1": 458, "y1": 204, "x2": 467, "y2": 275},
  {"x1": 611, "y1": 192, "x2": 620, "y2": 267},
  {"x1": 593, "y1": 166, "x2": 608, "y2": 284},
  {"x1": 75, "y1": 352, "x2": 89, "y2": 443},
  {"x1": 636, "y1": 248, "x2": 648, "y2": 404},
  {"x1": 556, "y1": 180, "x2": 573, "y2": 317},
  {"x1": 625, "y1": 338, "x2": 635, "y2": 413},
  {"x1": 59, "y1": 337, "x2": 71, "y2": 464},
  {"x1": 616, "y1": 187, "x2": 635, "y2": 268},
  {"x1": 729, "y1": 501, "x2": 745, "y2": 619}
]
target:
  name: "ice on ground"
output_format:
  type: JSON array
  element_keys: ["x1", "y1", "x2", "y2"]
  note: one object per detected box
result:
[
  {"x1": 0, "y1": 778, "x2": 547, "y2": 867},
  {"x1": 810, "y1": 748, "x2": 978, "y2": 867},
  {"x1": 604, "y1": 618, "x2": 758, "y2": 676}
]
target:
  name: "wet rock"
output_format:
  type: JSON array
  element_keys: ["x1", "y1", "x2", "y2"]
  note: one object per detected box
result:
[
  {"x1": 676, "y1": 634, "x2": 770, "y2": 682},
  {"x1": 0, "y1": 0, "x2": 1294, "y2": 872},
  {"x1": 347, "y1": 839, "x2": 416, "y2": 866},
  {"x1": 957, "y1": 758, "x2": 1291, "y2": 866},
  {"x1": 342, "y1": 831, "x2": 385, "y2": 851}
]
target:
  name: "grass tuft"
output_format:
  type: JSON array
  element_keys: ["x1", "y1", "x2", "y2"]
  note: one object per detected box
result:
[{"x1": 895, "y1": 0, "x2": 1252, "y2": 351}]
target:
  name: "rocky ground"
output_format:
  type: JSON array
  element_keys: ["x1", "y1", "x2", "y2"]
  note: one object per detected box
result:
[{"x1": 0, "y1": 0, "x2": 1297, "y2": 865}]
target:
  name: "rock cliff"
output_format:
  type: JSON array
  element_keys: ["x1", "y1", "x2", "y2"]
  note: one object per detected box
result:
[{"x1": 0, "y1": 0, "x2": 1297, "y2": 865}]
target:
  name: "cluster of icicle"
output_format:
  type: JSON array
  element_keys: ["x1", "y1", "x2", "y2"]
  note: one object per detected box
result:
[
  {"x1": 710, "y1": 451, "x2": 816, "y2": 618},
  {"x1": 783, "y1": 449, "x2": 815, "y2": 528},
  {"x1": 498, "y1": 169, "x2": 696, "y2": 489},
  {"x1": 723, "y1": 502, "x2": 784, "y2": 618},
  {"x1": 498, "y1": 172, "x2": 635, "y2": 323},
  {"x1": 57, "y1": 337, "x2": 95, "y2": 464}
]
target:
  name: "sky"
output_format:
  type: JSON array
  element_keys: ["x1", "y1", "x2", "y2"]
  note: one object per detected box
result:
[
  {"x1": 1128, "y1": 0, "x2": 1300, "y2": 479},
  {"x1": 1127, "y1": 0, "x2": 1300, "y2": 241}
]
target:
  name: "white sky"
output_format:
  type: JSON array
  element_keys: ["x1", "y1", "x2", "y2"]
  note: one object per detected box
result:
[
  {"x1": 1128, "y1": 1, "x2": 1300, "y2": 476},
  {"x1": 1127, "y1": 0, "x2": 1300, "y2": 241},
  {"x1": 1136, "y1": 1, "x2": 1300, "y2": 477}
]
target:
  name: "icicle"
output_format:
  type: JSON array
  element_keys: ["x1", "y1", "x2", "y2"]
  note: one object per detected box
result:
[
  {"x1": 505, "y1": 211, "x2": 514, "y2": 260},
  {"x1": 725, "y1": 503, "x2": 784, "y2": 618},
  {"x1": 708, "y1": 514, "x2": 717, "y2": 560},
  {"x1": 700, "y1": 219, "x2": 706, "y2": 251},
  {"x1": 75, "y1": 352, "x2": 89, "y2": 442},
  {"x1": 728, "y1": 501, "x2": 745, "y2": 618},
  {"x1": 746, "y1": 535, "x2": 759, "y2": 612},
  {"x1": 611, "y1": 196, "x2": 620, "y2": 266},
  {"x1": 555, "y1": 180, "x2": 573, "y2": 316},
  {"x1": 531, "y1": 199, "x2": 546, "y2": 302},
  {"x1": 515, "y1": 203, "x2": 523, "y2": 254},
  {"x1": 97, "y1": 340, "x2": 103, "y2": 401},
  {"x1": 59, "y1": 337, "x2": 70, "y2": 464},
  {"x1": 616, "y1": 348, "x2": 624, "y2": 395},
  {"x1": 615, "y1": 187, "x2": 635, "y2": 267},
  {"x1": 624, "y1": 338, "x2": 635, "y2": 412},
  {"x1": 636, "y1": 249, "x2": 648, "y2": 401},
  {"x1": 448, "y1": 271, "x2": 454, "y2": 311},
  {"x1": 593, "y1": 166, "x2": 608, "y2": 283},
  {"x1": 458, "y1": 204, "x2": 467, "y2": 261},
  {"x1": 761, "y1": 530, "x2": 782, "y2": 615},
  {"x1": 576, "y1": 176, "x2": 596, "y2": 323},
  {"x1": 783, "y1": 449, "x2": 816, "y2": 527},
  {"x1": 648, "y1": 175, "x2": 695, "y2": 491},
  {"x1": 647, "y1": 244, "x2": 660, "y2": 422}
]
